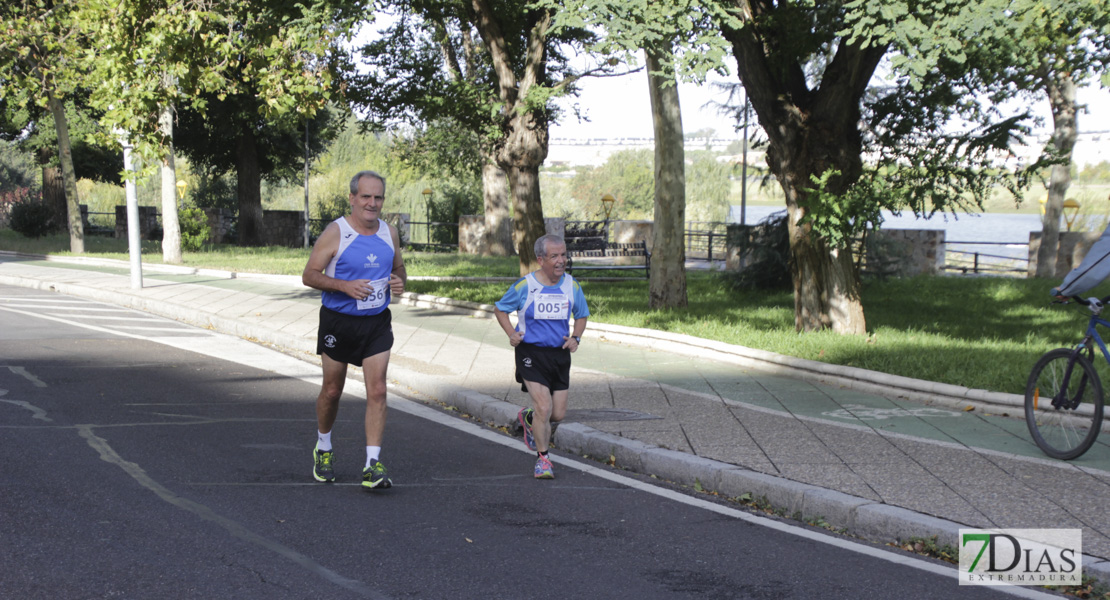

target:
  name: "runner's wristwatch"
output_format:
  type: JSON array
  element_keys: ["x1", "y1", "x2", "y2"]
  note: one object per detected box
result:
[{"x1": 572, "y1": 336, "x2": 580, "y2": 343}]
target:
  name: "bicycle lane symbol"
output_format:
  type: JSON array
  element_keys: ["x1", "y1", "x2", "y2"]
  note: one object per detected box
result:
[{"x1": 822, "y1": 403, "x2": 963, "y2": 421}]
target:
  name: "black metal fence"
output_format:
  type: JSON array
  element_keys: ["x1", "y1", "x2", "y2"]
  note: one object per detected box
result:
[
  {"x1": 942, "y1": 240, "x2": 1030, "y2": 275},
  {"x1": 685, "y1": 222, "x2": 729, "y2": 262},
  {"x1": 565, "y1": 220, "x2": 730, "y2": 262},
  {"x1": 408, "y1": 220, "x2": 458, "y2": 252},
  {"x1": 84, "y1": 211, "x2": 116, "y2": 236},
  {"x1": 76, "y1": 210, "x2": 1032, "y2": 275},
  {"x1": 565, "y1": 220, "x2": 609, "y2": 250}
]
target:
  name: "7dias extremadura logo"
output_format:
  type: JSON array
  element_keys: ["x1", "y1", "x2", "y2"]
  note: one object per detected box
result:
[{"x1": 959, "y1": 529, "x2": 1081, "y2": 586}]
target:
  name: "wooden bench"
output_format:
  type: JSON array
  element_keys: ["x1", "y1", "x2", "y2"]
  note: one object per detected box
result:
[{"x1": 565, "y1": 240, "x2": 651, "y2": 279}]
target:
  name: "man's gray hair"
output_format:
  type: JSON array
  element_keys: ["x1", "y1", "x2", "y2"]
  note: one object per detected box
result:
[
  {"x1": 349, "y1": 171, "x2": 386, "y2": 195},
  {"x1": 534, "y1": 234, "x2": 566, "y2": 259}
]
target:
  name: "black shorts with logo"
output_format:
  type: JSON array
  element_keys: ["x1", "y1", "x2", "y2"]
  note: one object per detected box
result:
[
  {"x1": 317, "y1": 306, "x2": 394, "y2": 366},
  {"x1": 514, "y1": 342, "x2": 571, "y2": 393}
]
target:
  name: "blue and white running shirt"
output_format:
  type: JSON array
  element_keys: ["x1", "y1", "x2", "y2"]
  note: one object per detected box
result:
[
  {"x1": 495, "y1": 272, "x2": 589, "y2": 348},
  {"x1": 321, "y1": 217, "x2": 396, "y2": 316}
]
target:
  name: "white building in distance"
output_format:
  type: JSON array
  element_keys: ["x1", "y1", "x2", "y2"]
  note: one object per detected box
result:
[{"x1": 546, "y1": 131, "x2": 1109, "y2": 170}]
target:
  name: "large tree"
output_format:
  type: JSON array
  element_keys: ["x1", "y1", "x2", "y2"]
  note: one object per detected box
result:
[
  {"x1": 0, "y1": 0, "x2": 89, "y2": 252},
  {"x1": 994, "y1": 0, "x2": 1110, "y2": 277},
  {"x1": 0, "y1": 96, "x2": 122, "y2": 229},
  {"x1": 78, "y1": 0, "x2": 368, "y2": 248},
  {"x1": 357, "y1": 0, "x2": 606, "y2": 272},
  {"x1": 551, "y1": 0, "x2": 733, "y2": 308},
  {"x1": 710, "y1": 1, "x2": 1058, "y2": 333},
  {"x1": 355, "y1": 3, "x2": 513, "y2": 255}
]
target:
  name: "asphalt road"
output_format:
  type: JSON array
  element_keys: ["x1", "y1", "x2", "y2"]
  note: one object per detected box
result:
[{"x1": 0, "y1": 284, "x2": 1055, "y2": 599}]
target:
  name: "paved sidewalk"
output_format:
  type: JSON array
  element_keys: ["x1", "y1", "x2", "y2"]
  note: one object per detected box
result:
[{"x1": 4, "y1": 252, "x2": 1110, "y2": 576}]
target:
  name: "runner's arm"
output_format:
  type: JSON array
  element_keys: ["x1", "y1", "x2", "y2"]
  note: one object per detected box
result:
[
  {"x1": 495, "y1": 308, "x2": 524, "y2": 347},
  {"x1": 389, "y1": 224, "x2": 406, "y2": 295},
  {"x1": 302, "y1": 222, "x2": 371, "y2": 300},
  {"x1": 564, "y1": 317, "x2": 587, "y2": 352}
]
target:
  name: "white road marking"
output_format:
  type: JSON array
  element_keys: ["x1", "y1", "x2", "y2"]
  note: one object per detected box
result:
[
  {"x1": 0, "y1": 398, "x2": 53, "y2": 422},
  {"x1": 4, "y1": 366, "x2": 48, "y2": 387}
]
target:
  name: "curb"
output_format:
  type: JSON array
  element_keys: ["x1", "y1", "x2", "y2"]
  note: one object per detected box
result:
[{"x1": 390, "y1": 290, "x2": 1026, "y2": 415}]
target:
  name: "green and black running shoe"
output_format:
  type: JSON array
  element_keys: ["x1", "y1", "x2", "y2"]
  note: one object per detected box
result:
[
  {"x1": 362, "y1": 458, "x2": 392, "y2": 489},
  {"x1": 313, "y1": 443, "x2": 335, "y2": 483}
]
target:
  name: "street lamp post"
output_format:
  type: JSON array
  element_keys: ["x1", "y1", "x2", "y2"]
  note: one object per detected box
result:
[
  {"x1": 422, "y1": 188, "x2": 433, "y2": 244},
  {"x1": 116, "y1": 129, "x2": 143, "y2": 289},
  {"x1": 1040, "y1": 197, "x2": 1083, "y2": 231},
  {"x1": 601, "y1": 193, "x2": 615, "y2": 242},
  {"x1": 1063, "y1": 199, "x2": 1081, "y2": 231}
]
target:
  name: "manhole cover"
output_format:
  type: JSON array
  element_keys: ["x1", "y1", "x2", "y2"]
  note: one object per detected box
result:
[{"x1": 564, "y1": 408, "x2": 661, "y2": 422}]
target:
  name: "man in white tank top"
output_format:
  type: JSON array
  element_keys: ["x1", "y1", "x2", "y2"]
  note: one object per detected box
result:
[{"x1": 302, "y1": 171, "x2": 406, "y2": 490}]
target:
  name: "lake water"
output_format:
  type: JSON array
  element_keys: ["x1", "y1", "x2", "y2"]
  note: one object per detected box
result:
[
  {"x1": 735, "y1": 205, "x2": 1055, "y2": 244},
  {"x1": 733, "y1": 205, "x2": 1100, "y2": 268}
]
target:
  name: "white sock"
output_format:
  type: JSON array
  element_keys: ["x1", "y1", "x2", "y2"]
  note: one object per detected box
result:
[
  {"x1": 317, "y1": 431, "x2": 332, "y2": 452},
  {"x1": 365, "y1": 446, "x2": 381, "y2": 468}
]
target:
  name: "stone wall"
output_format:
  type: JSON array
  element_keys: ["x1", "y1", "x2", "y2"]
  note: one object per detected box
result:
[
  {"x1": 114, "y1": 205, "x2": 160, "y2": 240},
  {"x1": 457, "y1": 216, "x2": 564, "y2": 255},
  {"x1": 863, "y1": 229, "x2": 945, "y2": 276},
  {"x1": 261, "y1": 210, "x2": 306, "y2": 248},
  {"x1": 724, "y1": 224, "x2": 758, "y2": 272},
  {"x1": 612, "y1": 220, "x2": 653, "y2": 250},
  {"x1": 381, "y1": 212, "x2": 410, "y2": 248},
  {"x1": 458, "y1": 215, "x2": 485, "y2": 254},
  {"x1": 202, "y1": 208, "x2": 405, "y2": 248},
  {"x1": 724, "y1": 226, "x2": 944, "y2": 276},
  {"x1": 203, "y1": 208, "x2": 236, "y2": 244},
  {"x1": 611, "y1": 220, "x2": 653, "y2": 265},
  {"x1": 1028, "y1": 231, "x2": 1102, "y2": 277}
]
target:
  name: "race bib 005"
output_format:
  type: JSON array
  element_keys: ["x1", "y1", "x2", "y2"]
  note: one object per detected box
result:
[{"x1": 534, "y1": 293, "x2": 569, "y2": 320}]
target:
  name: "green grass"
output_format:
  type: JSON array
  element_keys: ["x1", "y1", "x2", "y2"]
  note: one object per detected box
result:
[
  {"x1": 408, "y1": 271, "x2": 1106, "y2": 395},
  {"x1": 2, "y1": 229, "x2": 1101, "y2": 395}
]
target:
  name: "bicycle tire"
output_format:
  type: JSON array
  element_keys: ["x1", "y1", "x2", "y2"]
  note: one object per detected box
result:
[{"x1": 1025, "y1": 348, "x2": 1104, "y2": 460}]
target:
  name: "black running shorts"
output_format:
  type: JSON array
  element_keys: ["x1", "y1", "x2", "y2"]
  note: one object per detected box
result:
[
  {"x1": 514, "y1": 342, "x2": 571, "y2": 393},
  {"x1": 317, "y1": 306, "x2": 394, "y2": 366}
]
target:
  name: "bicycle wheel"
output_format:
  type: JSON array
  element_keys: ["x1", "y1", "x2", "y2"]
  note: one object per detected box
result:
[{"x1": 1025, "y1": 348, "x2": 1104, "y2": 460}]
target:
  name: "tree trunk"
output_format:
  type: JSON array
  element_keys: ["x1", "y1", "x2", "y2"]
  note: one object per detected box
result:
[
  {"x1": 497, "y1": 85, "x2": 548, "y2": 273},
  {"x1": 1035, "y1": 70, "x2": 1078, "y2": 278},
  {"x1": 235, "y1": 126, "x2": 264, "y2": 246},
  {"x1": 480, "y1": 161, "x2": 512, "y2": 256},
  {"x1": 644, "y1": 47, "x2": 687, "y2": 309},
  {"x1": 497, "y1": 98, "x2": 549, "y2": 274},
  {"x1": 469, "y1": 0, "x2": 551, "y2": 273},
  {"x1": 46, "y1": 90, "x2": 84, "y2": 254},
  {"x1": 507, "y1": 164, "x2": 544, "y2": 274},
  {"x1": 159, "y1": 103, "x2": 182, "y2": 263},
  {"x1": 38, "y1": 146, "x2": 65, "y2": 233},
  {"x1": 785, "y1": 203, "x2": 865, "y2": 333}
]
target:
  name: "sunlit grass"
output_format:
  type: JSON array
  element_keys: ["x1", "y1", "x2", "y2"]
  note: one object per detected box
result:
[{"x1": 409, "y1": 272, "x2": 1109, "y2": 395}]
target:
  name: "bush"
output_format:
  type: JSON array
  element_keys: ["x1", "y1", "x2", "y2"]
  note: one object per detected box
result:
[
  {"x1": 721, "y1": 210, "x2": 792, "y2": 290},
  {"x1": 9, "y1": 196, "x2": 55, "y2": 238},
  {"x1": 191, "y1": 171, "x2": 237, "y2": 210},
  {"x1": 310, "y1": 193, "x2": 349, "y2": 240},
  {"x1": 179, "y1": 206, "x2": 211, "y2": 251},
  {"x1": 426, "y1": 181, "x2": 481, "y2": 245}
]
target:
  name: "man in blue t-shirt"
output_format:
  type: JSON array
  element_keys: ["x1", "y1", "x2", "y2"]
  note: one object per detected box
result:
[
  {"x1": 302, "y1": 170, "x2": 406, "y2": 490},
  {"x1": 495, "y1": 234, "x2": 589, "y2": 479}
]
